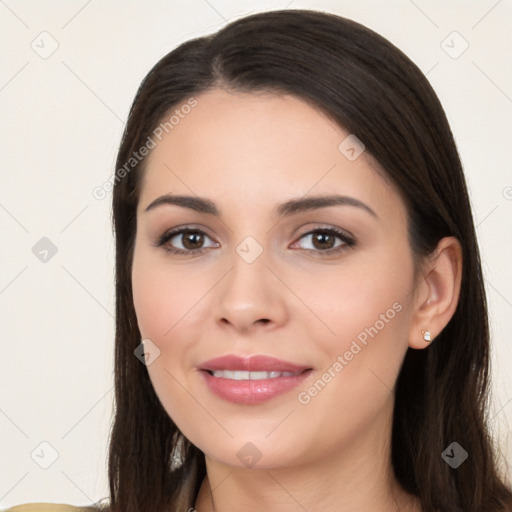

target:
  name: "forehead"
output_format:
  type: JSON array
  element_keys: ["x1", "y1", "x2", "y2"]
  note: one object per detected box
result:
[
  {"x1": 147, "y1": 89, "x2": 347, "y2": 167},
  {"x1": 138, "y1": 89, "x2": 404, "y2": 223}
]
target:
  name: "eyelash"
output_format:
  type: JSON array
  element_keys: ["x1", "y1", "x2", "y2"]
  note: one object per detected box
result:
[{"x1": 154, "y1": 225, "x2": 356, "y2": 257}]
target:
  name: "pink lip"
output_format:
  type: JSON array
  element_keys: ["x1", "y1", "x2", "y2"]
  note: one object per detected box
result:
[
  {"x1": 199, "y1": 355, "x2": 311, "y2": 373},
  {"x1": 198, "y1": 355, "x2": 313, "y2": 405}
]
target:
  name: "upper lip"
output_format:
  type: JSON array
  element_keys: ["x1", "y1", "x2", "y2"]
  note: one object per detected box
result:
[{"x1": 199, "y1": 355, "x2": 312, "y2": 373}]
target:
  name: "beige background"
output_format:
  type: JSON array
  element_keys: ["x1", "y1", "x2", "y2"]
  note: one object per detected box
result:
[{"x1": 1, "y1": 0, "x2": 511, "y2": 507}]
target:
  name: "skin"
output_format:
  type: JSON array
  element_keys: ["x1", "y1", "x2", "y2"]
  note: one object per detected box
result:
[{"x1": 131, "y1": 88, "x2": 462, "y2": 512}]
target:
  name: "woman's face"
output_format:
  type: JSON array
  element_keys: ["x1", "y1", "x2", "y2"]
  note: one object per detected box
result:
[{"x1": 131, "y1": 88, "x2": 420, "y2": 469}]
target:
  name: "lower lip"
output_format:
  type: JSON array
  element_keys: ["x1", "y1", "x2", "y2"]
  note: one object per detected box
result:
[{"x1": 200, "y1": 369, "x2": 313, "y2": 405}]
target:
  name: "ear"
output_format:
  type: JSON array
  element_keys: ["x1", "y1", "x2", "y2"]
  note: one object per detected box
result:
[{"x1": 408, "y1": 236, "x2": 463, "y2": 349}]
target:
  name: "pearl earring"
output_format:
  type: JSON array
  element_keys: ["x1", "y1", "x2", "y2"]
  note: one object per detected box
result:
[{"x1": 421, "y1": 329, "x2": 431, "y2": 342}]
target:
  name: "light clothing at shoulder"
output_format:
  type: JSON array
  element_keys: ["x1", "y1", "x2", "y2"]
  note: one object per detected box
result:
[{"x1": 2, "y1": 503, "x2": 98, "y2": 512}]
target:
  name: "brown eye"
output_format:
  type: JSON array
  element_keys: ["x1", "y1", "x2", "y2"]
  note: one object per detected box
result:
[
  {"x1": 155, "y1": 228, "x2": 218, "y2": 255},
  {"x1": 179, "y1": 231, "x2": 205, "y2": 250},
  {"x1": 311, "y1": 232, "x2": 337, "y2": 250},
  {"x1": 294, "y1": 227, "x2": 355, "y2": 256},
  {"x1": 155, "y1": 226, "x2": 355, "y2": 257}
]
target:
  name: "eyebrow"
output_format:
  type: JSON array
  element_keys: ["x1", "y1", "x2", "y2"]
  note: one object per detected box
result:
[{"x1": 143, "y1": 194, "x2": 378, "y2": 219}]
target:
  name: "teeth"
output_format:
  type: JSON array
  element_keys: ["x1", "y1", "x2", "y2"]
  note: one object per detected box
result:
[{"x1": 210, "y1": 370, "x2": 301, "y2": 380}]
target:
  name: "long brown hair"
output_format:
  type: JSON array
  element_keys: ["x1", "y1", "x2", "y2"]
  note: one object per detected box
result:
[{"x1": 98, "y1": 9, "x2": 512, "y2": 512}]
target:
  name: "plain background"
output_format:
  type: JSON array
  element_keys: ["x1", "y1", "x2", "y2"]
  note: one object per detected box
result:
[{"x1": 1, "y1": 0, "x2": 511, "y2": 507}]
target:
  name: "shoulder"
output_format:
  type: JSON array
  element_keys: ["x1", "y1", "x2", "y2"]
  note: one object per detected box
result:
[{"x1": 2, "y1": 504, "x2": 99, "y2": 512}]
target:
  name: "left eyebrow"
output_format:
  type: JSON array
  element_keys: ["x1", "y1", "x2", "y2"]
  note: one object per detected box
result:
[
  {"x1": 276, "y1": 194, "x2": 378, "y2": 219},
  {"x1": 143, "y1": 194, "x2": 378, "y2": 220}
]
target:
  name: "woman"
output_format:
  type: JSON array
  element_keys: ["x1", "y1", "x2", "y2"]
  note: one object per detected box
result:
[{"x1": 8, "y1": 8, "x2": 512, "y2": 512}]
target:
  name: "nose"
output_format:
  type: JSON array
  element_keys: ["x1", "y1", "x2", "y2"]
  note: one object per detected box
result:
[{"x1": 211, "y1": 248, "x2": 288, "y2": 334}]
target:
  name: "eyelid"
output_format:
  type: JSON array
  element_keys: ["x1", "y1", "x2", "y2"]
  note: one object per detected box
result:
[
  {"x1": 153, "y1": 222, "x2": 210, "y2": 240},
  {"x1": 294, "y1": 223, "x2": 355, "y2": 242},
  {"x1": 155, "y1": 223, "x2": 356, "y2": 256},
  {"x1": 153, "y1": 225, "x2": 218, "y2": 249},
  {"x1": 291, "y1": 224, "x2": 355, "y2": 254}
]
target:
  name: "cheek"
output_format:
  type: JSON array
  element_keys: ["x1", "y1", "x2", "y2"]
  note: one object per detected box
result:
[
  {"x1": 131, "y1": 248, "x2": 206, "y2": 426},
  {"x1": 291, "y1": 253, "x2": 413, "y2": 447},
  {"x1": 298, "y1": 248, "x2": 413, "y2": 354},
  {"x1": 131, "y1": 247, "x2": 205, "y2": 341},
  {"x1": 132, "y1": 257, "x2": 170, "y2": 340},
  {"x1": 298, "y1": 250, "x2": 414, "y2": 417}
]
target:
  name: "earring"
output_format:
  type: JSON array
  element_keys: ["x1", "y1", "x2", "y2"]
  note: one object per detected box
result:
[
  {"x1": 421, "y1": 329, "x2": 431, "y2": 342},
  {"x1": 169, "y1": 431, "x2": 187, "y2": 471}
]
